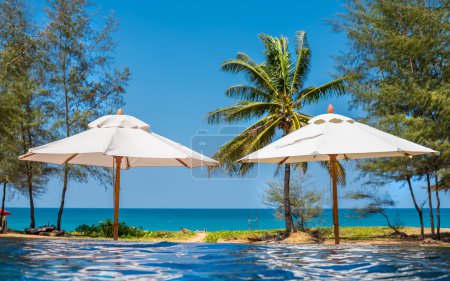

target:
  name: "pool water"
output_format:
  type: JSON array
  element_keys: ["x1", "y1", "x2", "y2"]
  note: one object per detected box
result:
[{"x1": 0, "y1": 238, "x2": 449, "y2": 280}]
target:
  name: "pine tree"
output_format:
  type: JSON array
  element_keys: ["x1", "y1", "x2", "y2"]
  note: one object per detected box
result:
[
  {"x1": 0, "y1": 0, "x2": 52, "y2": 229},
  {"x1": 333, "y1": 0, "x2": 449, "y2": 239},
  {"x1": 42, "y1": 0, "x2": 130, "y2": 230}
]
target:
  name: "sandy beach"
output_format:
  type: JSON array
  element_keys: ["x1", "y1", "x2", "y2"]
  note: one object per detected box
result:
[{"x1": 1, "y1": 227, "x2": 449, "y2": 247}]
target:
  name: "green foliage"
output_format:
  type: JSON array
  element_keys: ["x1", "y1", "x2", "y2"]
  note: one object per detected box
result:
[
  {"x1": 310, "y1": 226, "x2": 332, "y2": 241},
  {"x1": 75, "y1": 219, "x2": 146, "y2": 238},
  {"x1": 75, "y1": 220, "x2": 196, "y2": 240},
  {"x1": 41, "y1": 0, "x2": 130, "y2": 228},
  {"x1": 334, "y1": 0, "x2": 449, "y2": 177},
  {"x1": 142, "y1": 231, "x2": 195, "y2": 240},
  {"x1": 44, "y1": 0, "x2": 130, "y2": 133},
  {"x1": 0, "y1": 0, "x2": 131, "y2": 229},
  {"x1": 263, "y1": 178, "x2": 323, "y2": 230},
  {"x1": 0, "y1": 0, "x2": 54, "y2": 228},
  {"x1": 207, "y1": 31, "x2": 348, "y2": 182},
  {"x1": 321, "y1": 226, "x2": 393, "y2": 240},
  {"x1": 203, "y1": 227, "x2": 407, "y2": 243},
  {"x1": 204, "y1": 230, "x2": 281, "y2": 243},
  {"x1": 346, "y1": 190, "x2": 402, "y2": 234},
  {"x1": 334, "y1": 0, "x2": 449, "y2": 236},
  {"x1": 208, "y1": 31, "x2": 348, "y2": 233}
]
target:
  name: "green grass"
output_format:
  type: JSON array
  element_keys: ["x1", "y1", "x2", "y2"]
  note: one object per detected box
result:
[
  {"x1": 204, "y1": 227, "x2": 398, "y2": 243},
  {"x1": 70, "y1": 230, "x2": 196, "y2": 241},
  {"x1": 204, "y1": 229, "x2": 282, "y2": 243},
  {"x1": 69, "y1": 226, "x2": 408, "y2": 243},
  {"x1": 321, "y1": 226, "x2": 394, "y2": 240},
  {"x1": 142, "y1": 231, "x2": 196, "y2": 241}
]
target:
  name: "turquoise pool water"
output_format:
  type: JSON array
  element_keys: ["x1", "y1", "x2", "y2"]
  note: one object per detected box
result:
[
  {"x1": 0, "y1": 238, "x2": 449, "y2": 280},
  {"x1": 6, "y1": 208, "x2": 449, "y2": 231}
]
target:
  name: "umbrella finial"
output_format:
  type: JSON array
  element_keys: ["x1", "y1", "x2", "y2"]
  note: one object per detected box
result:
[
  {"x1": 117, "y1": 108, "x2": 123, "y2": 115},
  {"x1": 327, "y1": 104, "x2": 334, "y2": 114}
]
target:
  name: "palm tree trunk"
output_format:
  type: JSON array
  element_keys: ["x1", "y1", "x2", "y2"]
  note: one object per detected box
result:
[
  {"x1": 406, "y1": 175, "x2": 424, "y2": 239},
  {"x1": 1, "y1": 180, "x2": 6, "y2": 233},
  {"x1": 57, "y1": 165, "x2": 69, "y2": 230},
  {"x1": 426, "y1": 173, "x2": 435, "y2": 239},
  {"x1": 283, "y1": 163, "x2": 295, "y2": 235},
  {"x1": 434, "y1": 172, "x2": 440, "y2": 240}
]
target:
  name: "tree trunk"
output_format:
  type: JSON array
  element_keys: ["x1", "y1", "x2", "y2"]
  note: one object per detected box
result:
[
  {"x1": 56, "y1": 42, "x2": 71, "y2": 232},
  {"x1": 25, "y1": 163, "x2": 36, "y2": 229},
  {"x1": 406, "y1": 175, "x2": 424, "y2": 239},
  {"x1": 283, "y1": 163, "x2": 295, "y2": 235},
  {"x1": 1, "y1": 180, "x2": 6, "y2": 233},
  {"x1": 28, "y1": 181, "x2": 35, "y2": 229},
  {"x1": 379, "y1": 208, "x2": 399, "y2": 234},
  {"x1": 57, "y1": 165, "x2": 69, "y2": 230},
  {"x1": 434, "y1": 172, "x2": 440, "y2": 240},
  {"x1": 426, "y1": 173, "x2": 435, "y2": 239}
]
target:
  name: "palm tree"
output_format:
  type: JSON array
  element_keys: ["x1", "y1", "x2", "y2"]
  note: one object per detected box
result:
[{"x1": 208, "y1": 31, "x2": 349, "y2": 235}]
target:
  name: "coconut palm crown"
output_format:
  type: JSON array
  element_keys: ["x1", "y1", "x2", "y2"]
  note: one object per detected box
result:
[{"x1": 208, "y1": 32, "x2": 348, "y2": 178}]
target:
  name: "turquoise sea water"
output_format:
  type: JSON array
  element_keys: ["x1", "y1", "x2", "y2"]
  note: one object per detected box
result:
[{"x1": 5, "y1": 208, "x2": 449, "y2": 231}]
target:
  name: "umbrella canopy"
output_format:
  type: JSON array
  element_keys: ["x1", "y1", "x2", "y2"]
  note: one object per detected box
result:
[
  {"x1": 20, "y1": 114, "x2": 218, "y2": 168},
  {"x1": 20, "y1": 110, "x2": 218, "y2": 240},
  {"x1": 0, "y1": 210, "x2": 11, "y2": 216},
  {"x1": 240, "y1": 110, "x2": 437, "y2": 164},
  {"x1": 240, "y1": 105, "x2": 438, "y2": 244}
]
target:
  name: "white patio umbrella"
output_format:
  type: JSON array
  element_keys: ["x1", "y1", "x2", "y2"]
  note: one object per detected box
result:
[
  {"x1": 19, "y1": 109, "x2": 218, "y2": 240},
  {"x1": 239, "y1": 104, "x2": 438, "y2": 244}
]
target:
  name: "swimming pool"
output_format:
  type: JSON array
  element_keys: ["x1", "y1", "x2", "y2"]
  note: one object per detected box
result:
[{"x1": 0, "y1": 238, "x2": 449, "y2": 280}]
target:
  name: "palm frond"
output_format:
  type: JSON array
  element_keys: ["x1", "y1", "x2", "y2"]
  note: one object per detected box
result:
[
  {"x1": 292, "y1": 162, "x2": 308, "y2": 174},
  {"x1": 225, "y1": 84, "x2": 272, "y2": 102},
  {"x1": 318, "y1": 160, "x2": 346, "y2": 185},
  {"x1": 259, "y1": 34, "x2": 293, "y2": 95},
  {"x1": 296, "y1": 75, "x2": 350, "y2": 105},
  {"x1": 213, "y1": 115, "x2": 282, "y2": 175},
  {"x1": 207, "y1": 101, "x2": 280, "y2": 124},
  {"x1": 291, "y1": 111, "x2": 311, "y2": 131},
  {"x1": 212, "y1": 32, "x2": 348, "y2": 181},
  {"x1": 290, "y1": 31, "x2": 311, "y2": 92},
  {"x1": 221, "y1": 54, "x2": 277, "y2": 94}
]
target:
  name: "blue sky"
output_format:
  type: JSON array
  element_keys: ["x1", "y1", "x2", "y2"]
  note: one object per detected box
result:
[{"x1": 7, "y1": 0, "x2": 448, "y2": 209}]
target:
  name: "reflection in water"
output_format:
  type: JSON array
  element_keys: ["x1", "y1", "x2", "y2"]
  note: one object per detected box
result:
[{"x1": 0, "y1": 238, "x2": 449, "y2": 280}]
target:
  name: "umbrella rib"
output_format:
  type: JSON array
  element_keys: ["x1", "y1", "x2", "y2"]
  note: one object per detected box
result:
[
  {"x1": 279, "y1": 157, "x2": 289, "y2": 165},
  {"x1": 354, "y1": 123, "x2": 412, "y2": 153},
  {"x1": 63, "y1": 153, "x2": 79, "y2": 164},
  {"x1": 201, "y1": 161, "x2": 210, "y2": 167},
  {"x1": 176, "y1": 158, "x2": 190, "y2": 168},
  {"x1": 20, "y1": 152, "x2": 35, "y2": 159},
  {"x1": 125, "y1": 157, "x2": 130, "y2": 169}
]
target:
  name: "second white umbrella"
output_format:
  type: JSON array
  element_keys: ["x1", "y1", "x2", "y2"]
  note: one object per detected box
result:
[{"x1": 240, "y1": 105, "x2": 438, "y2": 244}]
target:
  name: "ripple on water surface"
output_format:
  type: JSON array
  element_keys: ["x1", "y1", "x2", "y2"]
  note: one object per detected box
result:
[{"x1": 0, "y1": 238, "x2": 449, "y2": 280}]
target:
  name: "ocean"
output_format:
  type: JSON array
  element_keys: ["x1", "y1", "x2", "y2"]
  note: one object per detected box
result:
[{"x1": 4, "y1": 208, "x2": 448, "y2": 231}]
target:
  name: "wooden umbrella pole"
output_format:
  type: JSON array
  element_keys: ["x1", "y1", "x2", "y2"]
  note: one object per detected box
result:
[
  {"x1": 330, "y1": 154, "x2": 339, "y2": 245},
  {"x1": 113, "y1": 156, "x2": 123, "y2": 241}
]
